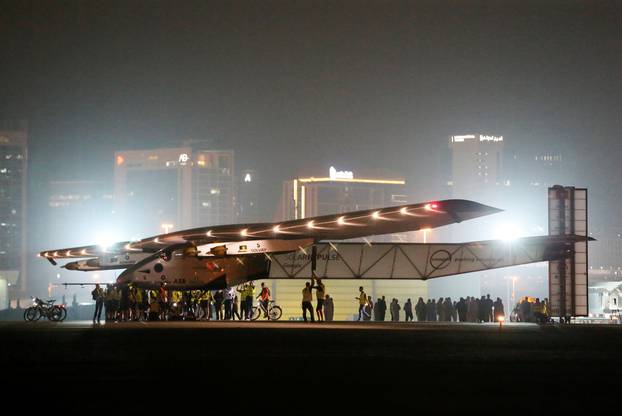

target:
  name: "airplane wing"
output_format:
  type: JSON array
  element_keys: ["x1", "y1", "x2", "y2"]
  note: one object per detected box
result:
[{"x1": 39, "y1": 199, "x2": 501, "y2": 263}]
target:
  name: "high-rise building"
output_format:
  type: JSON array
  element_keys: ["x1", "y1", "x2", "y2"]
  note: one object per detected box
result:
[
  {"x1": 0, "y1": 121, "x2": 28, "y2": 307},
  {"x1": 448, "y1": 134, "x2": 506, "y2": 203},
  {"x1": 235, "y1": 169, "x2": 261, "y2": 223},
  {"x1": 114, "y1": 146, "x2": 234, "y2": 238},
  {"x1": 282, "y1": 166, "x2": 408, "y2": 221}
]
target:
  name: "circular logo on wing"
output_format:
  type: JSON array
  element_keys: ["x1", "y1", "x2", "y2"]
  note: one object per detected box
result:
[{"x1": 430, "y1": 250, "x2": 452, "y2": 270}]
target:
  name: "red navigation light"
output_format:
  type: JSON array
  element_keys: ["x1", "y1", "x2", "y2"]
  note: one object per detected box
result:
[{"x1": 424, "y1": 202, "x2": 439, "y2": 211}]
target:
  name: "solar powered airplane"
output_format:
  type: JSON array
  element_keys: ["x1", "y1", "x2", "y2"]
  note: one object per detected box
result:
[{"x1": 39, "y1": 199, "x2": 589, "y2": 290}]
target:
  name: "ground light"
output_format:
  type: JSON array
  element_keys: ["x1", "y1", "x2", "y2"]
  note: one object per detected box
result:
[{"x1": 498, "y1": 315, "x2": 505, "y2": 331}]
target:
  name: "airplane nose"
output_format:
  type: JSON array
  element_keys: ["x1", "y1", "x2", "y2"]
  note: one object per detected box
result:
[{"x1": 116, "y1": 272, "x2": 132, "y2": 286}]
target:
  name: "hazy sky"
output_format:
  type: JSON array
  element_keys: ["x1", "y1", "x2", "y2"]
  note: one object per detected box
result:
[{"x1": 1, "y1": 0, "x2": 621, "y2": 216}]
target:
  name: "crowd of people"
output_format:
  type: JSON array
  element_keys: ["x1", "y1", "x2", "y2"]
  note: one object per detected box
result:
[
  {"x1": 90, "y1": 279, "x2": 511, "y2": 324},
  {"x1": 90, "y1": 281, "x2": 271, "y2": 323},
  {"x1": 511, "y1": 297, "x2": 552, "y2": 323},
  {"x1": 350, "y1": 288, "x2": 505, "y2": 322}
]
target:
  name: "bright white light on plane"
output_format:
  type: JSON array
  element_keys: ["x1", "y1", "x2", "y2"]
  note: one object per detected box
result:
[
  {"x1": 372, "y1": 211, "x2": 380, "y2": 219},
  {"x1": 81, "y1": 249, "x2": 87, "y2": 255},
  {"x1": 494, "y1": 224, "x2": 525, "y2": 242},
  {"x1": 53, "y1": 251, "x2": 59, "y2": 257},
  {"x1": 240, "y1": 229, "x2": 248, "y2": 237},
  {"x1": 273, "y1": 225, "x2": 280, "y2": 233},
  {"x1": 206, "y1": 230, "x2": 213, "y2": 237},
  {"x1": 400, "y1": 207, "x2": 408, "y2": 214},
  {"x1": 337, "y1": 216, "x2": 345, "y2": 225},
  {"x1": 65, "y1": 250, "x2": 71, "y2": 256},
  {"x1": 124, "y1": 244, "x2": 131, "y2": 250},
  {"x1": 424, "y1": 203, "x2": 439, "y2": 211},
  {"x1": 96, "y1": 233, "x2": 120, "y2": 252},
  {"x1": 307, "y1": 220, "x2": 315, "y2": 229}
]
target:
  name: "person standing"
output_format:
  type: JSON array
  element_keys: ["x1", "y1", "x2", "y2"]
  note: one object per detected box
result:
[
  {"x1": 301, "y1": 281, "x2": 314, "y2": 322},
  {"x1": 493, "y1": 297, "x2": 505, "y2": 322},
  {"x1": 415, "y1": 297, "x2": 427, "y2": 322},
  {"x1": 390, "y1": 298, "x2": 401, "y2": 322},
  {"x1": 236, "y1": 284, "x2": 248, "y2": 320},
  {"x1": 198, "y1": 290, "x2": 211, "y2": 320},
  {"x1": 356, "y1": 287, "x2": 369, "y2": 321},
  {"x1": 257, "y1": 282, "x2": 271, "y2": 318},
  {"x1": 232, "y1": 295, "x2": 241, "y2": 320},
  {"x1": 324, "y1": 295, "x2": 334, "y2": 322},
  {"x1": 364, "y1": 296, "x2": 374, "y2": 321},
  {"x1": 312, "y1": 277, "x2": 326, "y2": 322},
  {"x1": 213, "y1": 290, "x2": 224, "y2": 320},
  {"x1": 224, "y1": 287, "x2": 235, "y2": 320},
  {"x1": 456, "y1": 297, "x2": 467, "y2": 322},
  {"x1": 373, "y1": 298, "x2": 381, "y2": 321},
  {"x1": 91, "y1": 284, "x2": 104, "y2": 324},
  {"x1": 404, "y1": 298, "x2": 413, "y2": 322},
  {"x1": 379, "y1": 295, "x2": 387, "y2": 321}
]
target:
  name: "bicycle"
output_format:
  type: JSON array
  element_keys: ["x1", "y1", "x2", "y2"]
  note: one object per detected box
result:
[
  {"x1": 24, "y1": 298, "x2": 67, "y2": 322},
  {"x1": 251, "y1": 300, "x2": 282, "y2": 321}
]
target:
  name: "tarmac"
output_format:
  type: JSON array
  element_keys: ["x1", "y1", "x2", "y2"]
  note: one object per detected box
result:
[{"x1": 3, "y1": 320, "x2": 622, "y2": 412}]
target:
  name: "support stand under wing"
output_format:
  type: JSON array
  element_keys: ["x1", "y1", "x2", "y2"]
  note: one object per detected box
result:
[{"x1": 267, "y1": 235, "x2": 592, "y2": 280}]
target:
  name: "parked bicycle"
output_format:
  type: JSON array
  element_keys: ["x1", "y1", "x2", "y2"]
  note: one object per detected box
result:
[
  {"x1": 251, "y1": 300, "x2": 282, "y2": 321},
  {"x1": 23, "y1": 297, "x2": 67, "y2": 322}
]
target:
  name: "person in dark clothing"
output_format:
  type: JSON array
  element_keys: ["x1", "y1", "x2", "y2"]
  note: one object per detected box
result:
[
  {"x1": 379, "y1": 296, "x2": 387, "y2": 321},
  {"x1": 119, "y1": 285, "x2": 130, "y2": 322},
  {"x1": 415, "y1": 297, "x2": 427, "y2": 321},
  {"x1": 456, "y1": 297, "x2": 468, "y2": 322},
  {"x1": 478, "y1": 296, "x2": 486, "y2": 322},
  {"x1": 390, "y1": 298, "x2": 401, "y2": 321},
  {"x1": 404, "y1": 298, "x2": 413, "y2": 322},
  {"x1": 485, "y1": 294, "x2": 494, "y2": 322},
  {"x1": 493, "y1": 297, "x2": 505, "y2": 322},
  {"x1": 442, "y1": 297, "x2": 453, "y2": 322},
  {"x1": 213, "y1": 290, "x2": 224, "y2": 320},
  {"x1": 364, "y1": 297, "x2": 374, "y2": 321},
  {"x1": 430, "y1": 299, "x2": 438, "y2": 321},
  {"x1": 373, "y1": 298, "x2": 381, "y2": 321},
  {"x1": 91, "y1": 284, "x2": 104, "y2": 324}
]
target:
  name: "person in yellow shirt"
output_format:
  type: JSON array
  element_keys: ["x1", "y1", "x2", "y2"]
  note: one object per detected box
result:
[
  {"x1": 301, "y1": 280, "x2": 314, "y2": 322},
  {"x1": 355, "y1": 286, "x2": 369, "y2": 321}
]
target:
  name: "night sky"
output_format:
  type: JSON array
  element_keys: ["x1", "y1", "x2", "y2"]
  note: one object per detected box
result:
[{"x1": 1, "y1": 0, "x2": 621, "y2": 221}]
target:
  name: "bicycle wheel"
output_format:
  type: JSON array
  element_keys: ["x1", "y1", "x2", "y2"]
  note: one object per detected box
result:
[
  {"x1": 24, "y1": 307, "x2": 40, "y2": 322},
  {"x1": 59, "y1": 307, "x2": 67, "y2": 322},
  {"x1": 268, "y1": 306, "x2": 282, "y2": 321},
  {"x1": 49, "y1": 306, "x2": 63, "y2": 321},
  {"x1": 251, "y1": 306, "x2": 261, "y2": 321}
]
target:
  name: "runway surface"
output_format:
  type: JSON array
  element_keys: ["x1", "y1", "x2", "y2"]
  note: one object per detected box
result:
[{"x1": 3, "y1": 320, "x2": 621, "y2": 411}]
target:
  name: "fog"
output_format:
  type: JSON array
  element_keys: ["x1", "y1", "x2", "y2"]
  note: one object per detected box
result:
[{"x1": 1, "y1": 1, "x2": 620, "y2": 304}]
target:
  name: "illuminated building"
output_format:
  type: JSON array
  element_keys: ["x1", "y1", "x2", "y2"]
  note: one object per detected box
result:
[
  {"x1": 0, "y1": 121, "x2": 27, "y2": 307},
  {"x1": 114, "y1": 146, "x2": 234, "y2": 238},
  {"x1": 235, "y1": 169, "x2": 260, "y2": 223},
  {"x1": 282, "y1": 167, "x2": 408, "y2": 221},
  {"x1": 448, "y1": 134, "x2": 506, "y2": 202}
]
